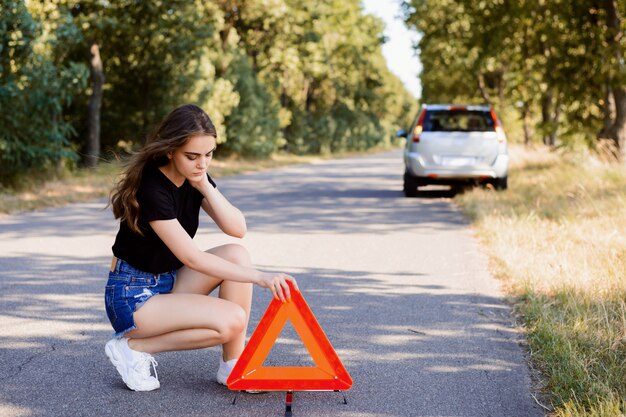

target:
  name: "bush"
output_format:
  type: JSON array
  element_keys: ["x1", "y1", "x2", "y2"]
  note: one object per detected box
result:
[
  {"x1": 222, "y1": 54, "x2": 283, "y2": 158},
  {"x1": 0, "y1": 1, "x2": 87, "y2": 187}
]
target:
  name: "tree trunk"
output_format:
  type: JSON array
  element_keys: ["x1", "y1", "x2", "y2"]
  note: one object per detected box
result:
[
  {"x1": 609, "y1": 87, "x2": 626, "y2": 158},
  {"x1": 477, "y1": 72, "x2": 491, "y2": 105},
  {"x1": 53, "y1": 113, "x2": 63, "y2": 177},
  {"x1": 598, "y1": 81, "x2": 615, "y2": 138},
  {"x1": 497, "y1": 70, "x2": 505, "y2": 107},
  {"x1": 602, "y1": 0, "x2": 626, "y2": 161},
  {"x1": 520, "y1": 22, "x2": 533, "y2": 146},
  {"x1": 216, "y1": 27, "x2": 230, "y2": 78},
  {"x1": 86, "y1": 42, "x2": 104, "y2": 169},
  {"x1": 548, "y1": 95, "x2": 561, "y2": 147},
  {"x1": 541, "y1": 88, "x2": 553, "y2": 146},
  {"x1": 304, "y1": 79, "x2": 313, "y2": 113},
  {"x1": 522, "y1": 102, "x2": 533, "y2": 145},
  {"x1": 539, "y1": 87, "x2": 560, "y2": 147}
]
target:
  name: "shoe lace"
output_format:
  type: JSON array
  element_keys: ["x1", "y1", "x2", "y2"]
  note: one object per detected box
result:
[{"x1": 135, "y1": 354, "x2": 158, "y2": 381}]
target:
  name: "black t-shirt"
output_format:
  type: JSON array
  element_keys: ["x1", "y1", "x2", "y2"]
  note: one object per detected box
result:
[{"x1": 112, "y1": 164, "x2": 216, "y2": 274}]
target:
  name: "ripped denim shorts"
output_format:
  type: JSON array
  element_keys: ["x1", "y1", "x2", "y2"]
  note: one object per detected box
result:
[{"x1": 104, "y1": 258, "x2": 176, "y2": 337}]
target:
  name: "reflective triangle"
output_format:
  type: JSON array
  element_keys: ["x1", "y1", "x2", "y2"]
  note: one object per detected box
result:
[{"x1": 226, "y1": 282, "x2": 353, "y2": 391}]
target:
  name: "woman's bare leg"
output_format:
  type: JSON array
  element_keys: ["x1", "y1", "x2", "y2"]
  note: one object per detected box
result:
[
  {"x1": 173, "y1": 243, "x2": 254, "y2": 361},
  {"x1": 126, "y1": 293, "x2": 246, "y2": 354},
  {"x1": 127, "y1": 244, "x2": 254, "y2": 360},
  {"x1": 217, "y1": 276, "x2": 253, "y2": 360}
]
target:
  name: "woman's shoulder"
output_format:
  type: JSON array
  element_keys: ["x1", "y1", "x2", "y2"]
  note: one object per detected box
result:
[
  {"x1": 138, "y1": 164, "x2": 171, "y2": 194},
  {"x1": 141, "y1": 163, "x2": 166, "y2": 184}
]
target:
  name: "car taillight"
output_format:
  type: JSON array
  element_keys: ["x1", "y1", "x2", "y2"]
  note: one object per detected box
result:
[
  {"x1": 495, "y1": 126, "x2": 507, "y2": 143},
  {"x1": 413, "y1": 110, "x2": 426, "y2": 142},
  {"x1": 412, "y1": 125, "x2": 423, "y2": 142},
  {"x1": 490, "y1": 109, "x2": 507, "y2": 143}
]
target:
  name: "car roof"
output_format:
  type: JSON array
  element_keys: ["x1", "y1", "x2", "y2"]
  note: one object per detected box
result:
[{"x1": 422, "y1": 104, "x2": 492, "y2": 111}]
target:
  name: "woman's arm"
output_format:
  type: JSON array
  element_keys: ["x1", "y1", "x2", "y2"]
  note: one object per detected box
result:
[
  {"x1": 192, "y1": 175, "x2": 247, "y2": 238},
  {"x1": 200, "y1": 186, "x2": 247, "y2": 238},
  {"x1": 150, "y1": 219, "x2": 297, "y2": 301}
]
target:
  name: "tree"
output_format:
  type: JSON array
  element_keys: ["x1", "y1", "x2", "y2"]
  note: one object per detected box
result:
[
  {"x1": 222, "y1": 52, "x2": 283, "y2": 157},
  {"x1": 402, "y1": 0, "x2": 624, "y2": 157},
  {"x1": 0, "y1": 0, "x2": 87, "y2": 186},
  {"x1": 60, "y1": 0, "x2": 217, "y2": 153},
  {"x1": 3, "y1": 0, "x2": 417, "y2": 184},
  {"x1": 86, "y1": 41, "x2": 103, "y2": 168},
  {"x1": 213, "y1": 0, "x2": 416, "y2": 154},
  {"x1": 601, "y1": 0, "x2": 626, "y2": 160}
]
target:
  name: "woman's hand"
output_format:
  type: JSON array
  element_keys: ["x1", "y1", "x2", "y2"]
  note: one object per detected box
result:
[
  {"x1": 189, "y1": 172, "x2": 213, "y2": 195},
  {"x1": 257, "y1": 272, "x2": 299, "y2": 302}
]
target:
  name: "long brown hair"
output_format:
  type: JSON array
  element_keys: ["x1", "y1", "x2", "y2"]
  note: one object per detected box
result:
[{"x1": 110, "y1": 104, "x2": 217, "y2": 234}]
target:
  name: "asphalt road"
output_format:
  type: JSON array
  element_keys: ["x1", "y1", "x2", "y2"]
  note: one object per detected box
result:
[{"x1": 0, "y1": 150, "x2": 544, "y2": 417}]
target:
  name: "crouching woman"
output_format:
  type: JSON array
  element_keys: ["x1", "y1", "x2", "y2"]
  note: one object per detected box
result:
[{"x1": 104, "y1": 104, "x2": 297, "y2": 391}]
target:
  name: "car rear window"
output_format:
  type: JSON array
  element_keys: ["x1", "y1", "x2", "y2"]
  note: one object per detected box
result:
[{"x1": 422, "y1": 110, "x2": 495, "y2": 132}]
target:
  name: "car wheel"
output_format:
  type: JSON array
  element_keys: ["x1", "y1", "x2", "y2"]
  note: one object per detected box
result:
[
  {"x1": 403, "y1": 171, "x2": 419, "y2": 197},
  {"x1": 493, "y1": 176, "x2": 508, "y2": 191}
]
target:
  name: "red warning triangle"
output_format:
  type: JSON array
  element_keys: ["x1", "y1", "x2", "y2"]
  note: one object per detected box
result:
[{"x1": 226, "y1": 282, "x2": 352, "y2": 391}]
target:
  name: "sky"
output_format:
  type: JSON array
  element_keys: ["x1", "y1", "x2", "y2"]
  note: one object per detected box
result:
[{"x1": 361, "y1": 0, "x2": 422, "y2": 99}]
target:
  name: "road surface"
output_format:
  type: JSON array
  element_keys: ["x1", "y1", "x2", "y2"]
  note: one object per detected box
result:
[{"x1": 0, "y1": 150, "x2": 543, "y2": 417}]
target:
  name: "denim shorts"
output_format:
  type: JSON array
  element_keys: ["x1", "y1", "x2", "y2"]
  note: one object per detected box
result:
[{"x1": 104, "y1": 258, "x2": 176, "y2": 337}]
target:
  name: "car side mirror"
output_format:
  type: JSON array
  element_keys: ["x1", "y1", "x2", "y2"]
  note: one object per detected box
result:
[{"x1": 396, "y1": 129, "x2": 407, "y2": 138}]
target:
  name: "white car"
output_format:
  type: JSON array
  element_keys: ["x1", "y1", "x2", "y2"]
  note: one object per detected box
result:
[{"x1": 400, "y1": 104, "x2": 509, "y2": 196}]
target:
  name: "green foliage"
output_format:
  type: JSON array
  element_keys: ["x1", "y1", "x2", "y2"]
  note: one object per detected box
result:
[
  {"x1": 0, "y1": 0, "x2": 87, "y2": 186},
  {"x1": 456, "y1": 146, "x2": 626, "y2": 416},
  {"x1": 222, "y1": 53, "x2": 283, "y2": 157},
  {"x1": 402, "y1": 0, "x2": 621, "y2": 146},
  {"x1": 2, "y1": 0, "x2": 416, "y2": 186},
  {"x1": 522, "y1": 288, "x2": 626, "y2": 415},
  {"x1": 214, "y1": 0, "x2": 416, "y2": 154},
  {"x1": 67, "y1": 0, "x2": 217, "y2": 149}
]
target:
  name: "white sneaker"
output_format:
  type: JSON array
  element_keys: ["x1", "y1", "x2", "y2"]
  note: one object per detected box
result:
[
  {"x1": 216, "y1": 358, "x2": 263, "y2": 393},
  {"x1": 216, "y1": 358, "x2": 237, "y2": 385},
  {"x1": 105, "y1": 338, "x2": 160, "y2": 391}
]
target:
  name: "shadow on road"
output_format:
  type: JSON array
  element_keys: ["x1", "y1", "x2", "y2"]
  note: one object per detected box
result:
[
  {"x1": 209, "y1": 154, "x2": 468, "y2": 235},
  {"x1": 0, "y1": 151, "x2": 541, "y2": 416},
  {"x1": 0, "y1": 257, "x2": 535, "y2": 417}
]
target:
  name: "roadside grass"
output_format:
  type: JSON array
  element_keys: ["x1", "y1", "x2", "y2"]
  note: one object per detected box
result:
[
  {"x1": 455, "y1": 145, "x2": 626, "y2": 416},
  {"x1": 0, "y1": 162, "x2": 120, "y2": 214},
  {"x1": 3, "y1": 144, "x2": 624, "y2": 415},
  {"x1": 0, "y1": 155, "x2": 317, "y2": 214}
]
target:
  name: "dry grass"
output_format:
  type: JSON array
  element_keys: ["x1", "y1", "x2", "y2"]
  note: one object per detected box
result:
[
  {"x1": 0, "y1": 147, "x2": 389, "y2": 214},
  {"x1": 0, "y1": 154, "x2": 327, "y2": 215},
  {"x1": 0, "y1": 162, "x2": 120, "y2": 215},
  {"x1": 456, "y1": 145, "x2": 626, "y2": 416},
  {"x1": 3, "y1": 145, "x2": 624, "y2": 415}
]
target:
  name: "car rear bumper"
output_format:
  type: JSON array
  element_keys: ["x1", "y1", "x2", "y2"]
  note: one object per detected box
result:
[{"x1": 404, "y1": 152, "x2": 509, "y2": 179}]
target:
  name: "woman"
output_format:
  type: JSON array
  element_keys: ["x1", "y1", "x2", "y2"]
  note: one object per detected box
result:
[{"x1": 105, "y1": 104, "x2": 298, "y2": 391}]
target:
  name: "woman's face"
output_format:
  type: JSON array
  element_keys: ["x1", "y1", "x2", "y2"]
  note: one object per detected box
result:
[{"x1": 168, "y1": 134, "x2": 217, "y2": 184}]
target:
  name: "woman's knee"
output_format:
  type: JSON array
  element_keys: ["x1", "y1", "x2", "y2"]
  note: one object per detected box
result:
[
  {"x1": 216, "y1": 304, "x2": 247, "y2": 342},
  {"x1": 229, "y1": 305, "x2": 248, "y2": 335},
  {"x1": 209, "y1": 244, "x2": 252, "y2": 267}
]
